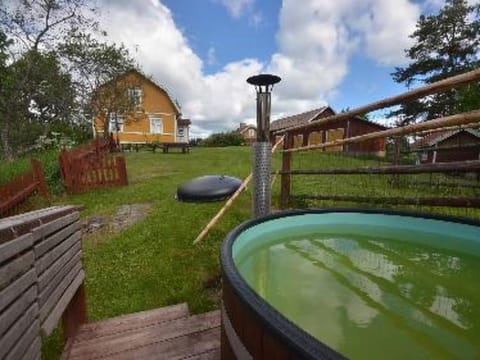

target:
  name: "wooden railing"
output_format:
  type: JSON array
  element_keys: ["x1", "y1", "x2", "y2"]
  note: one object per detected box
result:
[
  {"x1": 277, "y1": 69, "x2": 480, "y2": 209},
  {"x1": 0, "y1": 159, "x2": 49, "y2": 218},
  {"x1": 59, "y1": 137, "x2": 128, "y2": 194},
  {"x1": 0, "y1": 206, "x2": 87, "y2": 359}
]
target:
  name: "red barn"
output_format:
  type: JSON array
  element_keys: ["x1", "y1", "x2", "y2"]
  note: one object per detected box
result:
[
  {"x1": 412, "y1": 128, "x2": 480, "y2": 163},
  {"x1": 271, "y1": 106, "x2": 387, "y2": 156}
]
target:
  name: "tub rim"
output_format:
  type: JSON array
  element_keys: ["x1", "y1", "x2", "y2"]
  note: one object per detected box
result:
[{"x1": 220, "y1": 208, "x2": 480, "y2": 360}]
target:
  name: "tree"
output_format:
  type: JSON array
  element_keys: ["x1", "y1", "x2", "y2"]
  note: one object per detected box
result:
[
  {"x1": 0, "y1": 29, "x2": 14, "y2": 158},
  {"x1": 0, "y1": 0, "x2": 97, "y2": 158},
  {"x1": 391, "y1": 0, "x2": 480, "y2": 124},
  {"x1": 0, "y1": 0, "x2": 97, "y2": 53},
  {"x1": 59, "y1": 33, "x2": 139, "y2": 138}
]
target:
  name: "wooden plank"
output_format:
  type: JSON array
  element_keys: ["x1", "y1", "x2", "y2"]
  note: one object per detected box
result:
[
  {"x1": 275, "y1": 68, "x2": 480, "y2": 134},
  {"x1": 0, "y1": 233, "x2": 33, "y2": 264},
  {"x1": 0, "y1": 302, "x2": 38, "y2": 359},
  {"x1": 0, "y1": 206, "x2": 81, "y2": 245},
  {"x1": 41, "y1": 269, "x2": 85, "y2": 336},
  {"x1": 34, "y1": 220, "x2": 80, "y2": 258},
  {"x1": 68, "y1": 311, "x2": 221, "y2": 359},
  {"x1": 38, "y1": 250, "x2": 81, "y2": 307},
  {"x1": 186, "y1": 348, "x2": 221, "y2": 360},
  {"x1": 31, "y1": 212, "x2": 79, "y2": 244},
  {"x1": 75, "y1": 303, "x2": 190, "y2": 342},
  {"x1": 0, "y1": 250, "x2": 34, "y2": 290},
  {"x1": 296, "y1": 195, "x2": 480, "y2": 208},
  {"x1": 39, "y1": 263, "x2": 82, "y2": 322},
  {"x1": 283, "y1": 160, "x2": 480, "y2": 175},
  {"x1": 36, "y1": 231, "x2": 81, "y2": 275},
  {"x1": 5, "y1": 318, "x2": 39, "y2": 360},
  {"x1": 0, "y1": 285, "x2": 36, "y2": 336},
  {"x1": 16, "y1": 335, "x2": 41, "y2": 360},
  {"x1": 103, "y1": 327, "x2": 221, "y2": 360},
  {"x1": 38, "y1": 244, "x2": 81, "y2": 291},
  {"x1": 0, "y1": 268, "x2": 36, "y2": 314},
  {"x1": 281, "y1": 133, "x2": 293, "y2": 208}
]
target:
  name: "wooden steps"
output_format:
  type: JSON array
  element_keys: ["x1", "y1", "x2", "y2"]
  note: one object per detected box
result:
[{"x1": 63, "y1": 303, "x2": 220, "y2": 360}]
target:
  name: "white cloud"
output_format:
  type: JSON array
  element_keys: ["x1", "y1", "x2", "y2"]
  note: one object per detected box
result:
[
  {"x1": 352, "y1": 0, "x2": 420, "y2": 65},
  {"x1": 213, "y1": 0, "x2": 254, "y2": 18},
  {"x1": 249, "y1": 11, "x2": 263, "y2": 28},
  {"x1": 207, "y1": 47, "x2": 217, "y2": 66},
  {"x1": 97, "y1": 0, "x2": 422, "y2": 136}
]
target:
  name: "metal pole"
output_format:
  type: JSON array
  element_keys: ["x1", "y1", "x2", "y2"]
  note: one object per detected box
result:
[{"x1": 247, "y1": 74, "x2": 281, "y2": 219}]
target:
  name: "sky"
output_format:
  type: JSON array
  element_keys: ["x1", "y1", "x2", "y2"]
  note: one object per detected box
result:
[{"x1": 96, "y1": 0, "x2": 477, "y2": 138}]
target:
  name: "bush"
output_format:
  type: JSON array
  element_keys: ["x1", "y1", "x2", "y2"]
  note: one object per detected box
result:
[
  {"x1": 200, "y1": 131, "x2": 245, "y2": 147},
  {"x1": 0, "y1": 149, "x2": 63, "y2": 195}
]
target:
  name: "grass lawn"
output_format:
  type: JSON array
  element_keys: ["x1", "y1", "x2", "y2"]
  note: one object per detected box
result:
[
  {"x1": 43, "y1": 146, "x2": 278, "y2": 358},
  {"x1": 7, "y1": 146, "x2": 475, "y2": 358}
]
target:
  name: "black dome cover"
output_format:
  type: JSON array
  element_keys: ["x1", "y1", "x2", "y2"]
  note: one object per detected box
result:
[{"x1": 176, "y1": 175, "x2": 242, "y2": 202}]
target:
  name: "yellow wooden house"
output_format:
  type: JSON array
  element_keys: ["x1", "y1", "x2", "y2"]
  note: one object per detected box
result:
[{"x1": 93, "y1": 69, "x2": 191, "y2": 144}]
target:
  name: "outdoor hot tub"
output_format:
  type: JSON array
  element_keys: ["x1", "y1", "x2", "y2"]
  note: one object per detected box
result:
[{"x1": 220, "y1": 210, "x2": 480, "y2": 359}]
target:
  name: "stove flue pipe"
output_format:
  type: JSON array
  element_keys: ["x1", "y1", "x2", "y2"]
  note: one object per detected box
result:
[{"x1": 247, "y1": 74, "x2": 281, "y2": 219}]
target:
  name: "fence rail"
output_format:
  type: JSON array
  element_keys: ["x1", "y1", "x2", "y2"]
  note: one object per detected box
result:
[
  {"x1": 0, "y1": 159, "x2": 49, "y2": 217},
  {"x1": 278, "y1": 69, "x2": 480, "y2": 212},
  {"x1": 59, "y1": 137, "x2": 127, "y2": 194}
]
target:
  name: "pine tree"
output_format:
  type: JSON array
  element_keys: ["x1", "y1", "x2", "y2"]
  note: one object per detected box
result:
[{"x1": 391, "y1": 0, "x2": 480, "y2": 124}]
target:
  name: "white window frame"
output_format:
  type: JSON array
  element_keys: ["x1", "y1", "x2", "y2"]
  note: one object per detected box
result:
[
  {"x1": 150, "y1": 116, "x2": 163, "y2": 134},
  {"x1": 108, "y1": 113, "x2": 124, "y2": 133},
  {"x1": 128, "y1": 87, "x2": 143, "y2": 107}
]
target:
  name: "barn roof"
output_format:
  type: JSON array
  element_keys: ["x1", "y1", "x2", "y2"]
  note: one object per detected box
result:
[
  {"x1": 270, "y1": 107, "x2": 331, "y2": 131},
  {"x1": 413, "y1": 128, "x2": 480, "y2": 148},
  {"x1": 237, "y1": 125, "x2": 256, "y2": 134},
  {"x1": 270, "y1": 106, "x2": 387, "y2": 132}
]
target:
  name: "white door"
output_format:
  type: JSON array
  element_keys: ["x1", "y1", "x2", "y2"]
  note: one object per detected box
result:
[{"x1": 177, "y1": 126, "x2": 187, "y2": 143}]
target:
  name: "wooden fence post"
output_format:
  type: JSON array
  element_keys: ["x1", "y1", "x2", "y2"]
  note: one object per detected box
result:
[
  {"x1": 31, "y1": 159, "x2": 49, "y2": 200},
  {"x1": 62, "y1": 282, "x2": 88, "y2": 340},
  {"x1": 116, "y1": 156, "x2": 128, "y2": 186},
  {"x1": 392, "y1": 136, "x2": 401, "y2": 186},
  {"x1": 280, "y1": 133, "x2": 293, "y2": 208}
]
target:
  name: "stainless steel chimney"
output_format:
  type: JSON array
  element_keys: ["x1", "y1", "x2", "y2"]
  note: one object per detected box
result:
[{"x1": 246, "y1": 74, "x2": 281, "y2": 219}]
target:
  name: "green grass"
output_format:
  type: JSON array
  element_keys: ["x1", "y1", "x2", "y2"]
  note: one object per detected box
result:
[
  {"x1": 5, "y1": 146, "x2": 472, "y2": 358},
  {"x1": 0, "y1": 149, "x2": 63, "y2": 194},
  {"x1": 288, "y1": 151, "x2": 480, "y2": 219}
]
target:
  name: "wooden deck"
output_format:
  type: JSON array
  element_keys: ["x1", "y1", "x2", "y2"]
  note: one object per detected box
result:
[{"x1": 62, "y1": 303, "x2": 220, "y2": 360}]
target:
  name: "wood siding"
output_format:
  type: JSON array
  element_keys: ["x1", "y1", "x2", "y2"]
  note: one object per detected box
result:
[
  {"x1": 273, "y1": 111, "x2": 386, "y2": 156},
  {"x1": 94, "y1": 72, "x2": 179, "y2": 144},
  {"x1": 421, "y1": 132, "x2": 480, "y2": 163}
]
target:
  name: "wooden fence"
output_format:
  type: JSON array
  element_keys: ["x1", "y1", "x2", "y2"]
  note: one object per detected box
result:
[
  {"x1": 59, "y1": 137, "x2": 128, "y2": 194},
  {"x1": 0, "y1": 159, "x2": 49, "y2": 218},
  {"x1": 276, "y1": 69, "x2": 480, "y2": 210},
  {"x1": 0, "y1": 206, "x2": 87, "y2": 359}
]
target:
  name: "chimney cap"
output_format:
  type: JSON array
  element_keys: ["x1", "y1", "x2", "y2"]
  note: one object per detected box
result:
[{"x1": 247, "y1": 74, "x2": 281, "y2": 87}]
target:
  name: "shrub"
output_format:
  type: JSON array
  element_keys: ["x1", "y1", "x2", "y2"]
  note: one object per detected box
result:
[{"x1": 200, "y1": 131, "x2": 245, "y2": 147}]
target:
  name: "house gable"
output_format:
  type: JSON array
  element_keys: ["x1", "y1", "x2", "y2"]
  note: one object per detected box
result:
[{"x1": 93, "y1": 70, "x2": 189, "y2": 144}]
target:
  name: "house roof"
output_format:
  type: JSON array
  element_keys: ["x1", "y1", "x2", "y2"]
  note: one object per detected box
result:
[
  {"x1": 178, "y1": 118, "x2": 191, "y2": 126},
  {"x1": 238, "y1": 125, "x2": 256, "y2": 134},
  {"x1": 121, "y1": 69, "x2": 181, "y2": 114},
  {"x1": 271, "y1": 107, "x2": 331, "y2": 131},
  {"x1": 413, "y1": 128, "x2": 480, "y2": 148},
  {"x1": 270, "y1": 106, "x2": 387, "y2": 132}
]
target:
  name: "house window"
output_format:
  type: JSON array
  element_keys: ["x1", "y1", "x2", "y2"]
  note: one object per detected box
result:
[
  {"x1": 248, "y1": 129, "x2": 255, "y2": 137},
  {"x1": 150, "y1": 116, "x2": 163, "y2": 134},
  {"x1": 128, "y1": 87, "x2": 142, "y2": 107},
  {"x1": 108, "y1": 113, "x2": 124, "y2": 133}
]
